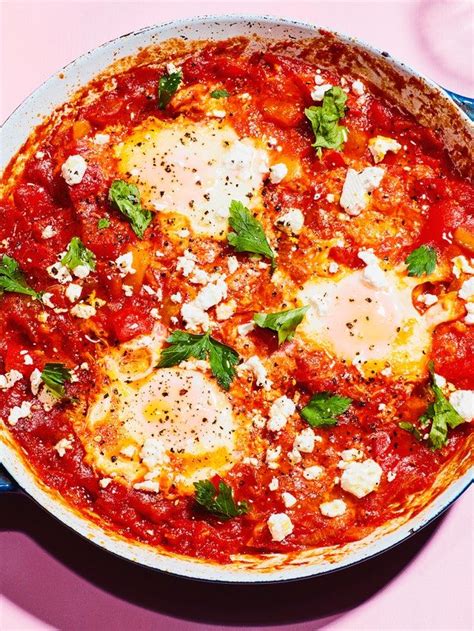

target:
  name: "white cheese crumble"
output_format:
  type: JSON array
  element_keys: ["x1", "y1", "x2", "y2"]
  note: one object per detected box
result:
[
  {"x1": 269, "y1": 477, "x2": 279, "y2": 491},
  {"x1": 133, "y1": 480, "x2": 160, "y2": 493},
  {"x1": 65, "y1": 283, "x2": 82, "y2": 303},
  {"x1": 54, "y1": 437, "x2": 73, "y2": 457},
  {"x1": 311, "y1": 83, "x2": 333, "y2": 101},
  {"x1": 216, "y1": 299, "x2": 236, "y2": 321},
  {"x1": 237, "y1": 322, "x2": 255, "y2": 336},
  {"x1": 227, "y1": 256, "x2": 239, "y2": 274},
  {"x1": 7, "y1": 400, "x2": 32, "y2": 425},
  {"x1": 293, "y1": 428, "x2": 316, "y2": 453},
  {"x1": 340, "y1": 167, "x2": 385, "y2": 216},
  {"x1": 275, "y1": 208, "x2": 304, "y2": 235},
  {"x1": 120, "y1": 444, "x2": 136, "y2": 458},
  {"x1": 99, "y1": 477, "x2": 113, "y2": 489},
  {"x1": 320, "y1": 499, "x2": 347, "y2": 517},
  {"x1": 176, "y1": 250, "x2": 197, "y2": 276},
  {"x1": 357, "y1": 249, "x2": 389, "y2": 290},
  {"x1": 115, "y1": 252, "x2": 136, "y2": 277},
  {"x1": 70, "y1": 303, "x2": 97, "y2": 319},
  {"x1": 452, "y1": 255, "x2": 474, "y2": 278},
  {"x1": 458, "y1": 277, "x2": 474, "y2": 300},
  {"x1": 352, "y1": 79, "x2": 365, "y2": 96},
  {"x1": 269, "y1": 163, "x2": 288, "y2": 184},
  {"x1": 417, "y1": 293, "x2": 438, "y2": 306},
  {"x1": 465, "y1": 302, "x2": 474, "y2": 325},
  {"x1": 170, "y1": 292, "x2": 182, "y2": 304},
  {"x1": 303, "y1": 465, "x2": 324, "y2": 480},
  {"x1": 287, "y1": 448, "x2": 303, "y2": 465},
  {"x1": 265, "y1": 445, "x2": 282, "y2": 469},
  {"x1": 267, "y1": 396, "x2": 296, "y2": 432},
  {"x1": 30, "y1": 369, "x2": 42, "y2": 396},
  {"x1": 237, "y1": 355, "x2": 272, "y2": 390},
  {"x1": 282, "y1": 492, "x2": 297, "y2": 508},
  {"x1": 328, "y1": 261, "x2": 339, "y2": 274},
  {"x1": 41, "y1": 225, "x2": 56, "y2": 239},
  {"x1": 46, "y1": 262, "x2": 72, "y2": 284},
  {"x1": 0, "y1": 369, "x2": 23, "y2": 390},
  {"x1": 449, "y1": 390, "x2": 474, "y2": 422},
  {"x1": 93, "y1": 133, "x2": 110, "y2": 145},
  {"x1": 340, "y1": 458, "x2": 383, "y2": 498},
  {"x1": 61, "y1": 155, "x2": 87, "y2": 185},
  {"x1": 267, "y1": 513, "x2": 294, "y2": 541},
  {"x1": 368, "y1": 136, "x2": 401, "y2": 164},
  {"x1": 140, "y1": 438, "x2": 170, "y2": 469}
]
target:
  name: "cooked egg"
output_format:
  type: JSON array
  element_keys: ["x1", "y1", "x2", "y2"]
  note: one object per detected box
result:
[
  {"x1": 297, "y1": 268, "x2": 461, "y2": 380},
  {"x1": 115, "y1": 117, "x2": 269, "y2": 239},
  {"x1": 79, "y1": 328, "x2": 245, "y2": 494}
]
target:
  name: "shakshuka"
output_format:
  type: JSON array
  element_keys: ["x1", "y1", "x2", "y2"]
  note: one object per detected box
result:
[{"x1": 0, "y1": 37, "x2": 473, "y2": 562}]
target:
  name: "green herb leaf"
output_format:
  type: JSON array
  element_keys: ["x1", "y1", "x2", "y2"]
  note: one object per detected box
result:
[
  {"x1": 398, "y1": 421, "x2": 422, "y2": 441},
  {"x1": 0, "y1": 255, "x2": 40, "y2": 299},
  {"x1": 210, "y1": 89, "x2": 229, "y2": 99},
  {"x1": 227, "y1": 200, "x2": 276, "y2": 268},
  {"x1": 194, "y1": 479, "x2": 249, "y2": 520},
  {"x1": 405, "y1": 245, "x2": 437, "y2": 277},
  {"x1": 305, "y1": 86, "x2": 348, "y2": 158},
  {"x1": 41, "y1": 362, "x2": 72, "y2": 398},
  {"x1": 108, "y1": 180, "x2": 152, "y2": 239},
  {"x1": 61, "y1": 237, "x2": 96, "y2": 272},
  {"x1": 97, "y1": 217, "x2": 110, "y2": 230},
  {"x1": 428, "y1": 383, "x2": 464, "y2": 449},
  {"x1": 158, "y1": 330, "x2": 239, "y2": 390},
  {"x1": 253, "y1": 305, "x2": 309, "y2": 344},
  {"x1": 158, "y1": 70, "x2": 182, "y2": 109},
  {"x1": 300, "y1": 392, "x2": 352, "y2": 427}
]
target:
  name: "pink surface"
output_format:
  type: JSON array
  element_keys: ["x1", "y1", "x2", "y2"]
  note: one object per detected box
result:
[{"x1": 0, "y1": 1, "x2": 473, "y2": 629}]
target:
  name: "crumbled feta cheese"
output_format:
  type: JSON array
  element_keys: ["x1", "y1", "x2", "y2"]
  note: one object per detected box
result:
[
  {"x1": 269, "y1": 477, "x2": 279, "y2": 491},
  {"x1": 282, "y1": 492, "x2": 297, "y2": 508},
  {"x1": 287, "y1": 448, "x2": 303, "y2": 465},
  {"x1": 368, "y1": 136, "x2": 401, "y2": 164},
  {"x1": 41, "y1": 225, "x2": 56, "y2": 239},
  {"x1": 38, "y1": 388, "x2": 57, "y2": 411},
  {"x1": 35, "y1": 151, "x2": 45, "y2": 159},
  {"x1": 242, "y1": 456, "x2": 259, "y2": 466},
  {"x1": 417, "y1": 293, "x2": 438, "y2": 306},
  {"x1": 267, "y1": 396, "x2": 296, "y2": 432},
  {"x1": 237, "y1": 321, "x2": 255, "y2": 336},
  {"x1": 253, "y1": 413, "x2": 266, "y2": 429},
  {"x1": 465, "y1": 302, "x2": 474, "y2": 325},
  {"x1": 120, "y1": 444, "x2": 136, "y2": 458},
  {"x1": 93, "y1": 133, "x2": 110, "y2": 145},
  {"x1": 341, "y1": 448, "x2": 364, "y2": 462},
  {"x1": 140, "y1": 437, "x2": 169, "y2": 469},
  {"x1": 237, "y1": 355, "x2": 272, "y2": 390},
  {"x1": 276, "y1": 208, "x2": 304, "y2": 235},
  {"x1": 170, "y1": 292, "x2": 182, "y2": 304},
  {"x1": 65, "y1": 283, "x2": 82, "y2": 303},
  {"x1": 133, "y1": 480, "x2": 160, "y2": 493},
  {"x1": 352, "y1": 79, "x2": 365, "y2": 95},
  {"x1": 70, "y1": 303, "x2": 97, "y2": 319},
  {"x1": 150, "y1": 308, "x2": 161, "y2": 320},
  {"x1": 195, "y1": 278, "x2": 227, "y2": 310},
  {"x1": 181, "y1": 303, "x2": 209, "y2": 329},
  {"x1": 387, "y1": 471, "x2": 397, "y2": 482},
  {"x1": 449, "y1": 390, "x2": 474, "y2": 422},
  {"x1": 269, "y1": 163, "x2": 288, "y2": 184},
  {"x1": 166, "y1": 62, "x2": 180, "y2": 75},
  {"x1": 99, "y1": 477, "x2": 113, "y2": 489},
  {"x1": 72, "y1": 264, "x2": 90, "y2": 279},
  {"x1": 320, "y1": 499, "x2": 347, "y2": 517},
  {"x1": 0, "y1": 369, "x2": 23, "y2": 390},
  {"x1": 433, "y1": 372, "x2": 447, "y2": 388},
  {"x1": 266, "y1": 445, "x2": 282, "y2": 469},
  {"x1": 54, "y1": 437, "x2": 73, "y2": 457},
  {"x1": 303, "y1": 465, "x2": 324, "y2": 480},
  {"x1": 328, "y1": 261, "x2": 339, "y2": 274},
  {"x1": 8, "y1": 400, "x2": 32, "y2": 425},
  {"x1": 311, "y1": 83, "x2": 332, "y2": 101},
  {"x1": 459, "y1": 277, "x2": 474, "y2": 300},
  {"x1": 227, "y1": 256, "x2": 239, "y2": 274},
  {"x1": 209, "y1": 109, "x2": 226, "y2": 119},
  {"x1": 22, "y1": 353, "x2": 33, "y2": 366},
  {"x1": 452, "y1": 255, "x2": 474, "y2": 278},
  {"x1": 267, "y1": 513, "x2": 294, "y2": 541},
  {"x1": 340, "y1": 167, "x2": 385, "y2": 216},
  {"x1": 47, "y1": 262, "x2": 72, "y2": 284},
  {"x1": 358, "y1": 249, "x2": 388, "y2": 290},
  {"x1": 115, "y1": 252, "x2": 136, "y2": 277},
  {"x1": 340, "y1": 458, "x2": 383, "y2": 498},
  {"x1": 61, "y1": 154, "x2": 87, "y2": 185},
  {"x1": 294, "y1": 427, "x2": 316, "y2": 453},
  {"x1": 216, "y1": 299, "x2": 236, "y2": 321}
]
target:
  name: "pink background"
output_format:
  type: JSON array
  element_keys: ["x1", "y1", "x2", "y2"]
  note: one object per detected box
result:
[{"x1": 0, "y1": 1, "x2": 473, "y2": 629}]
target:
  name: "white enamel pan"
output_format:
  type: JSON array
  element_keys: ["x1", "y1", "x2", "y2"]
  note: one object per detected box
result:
[{"x1": 0, "y1": 15, "x2": 473, "y2": 583}]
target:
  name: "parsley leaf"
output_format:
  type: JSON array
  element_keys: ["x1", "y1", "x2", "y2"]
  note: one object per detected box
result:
[
  {"x1": 61, "y1": 237, "x2": 96, "y2": 272},
  {"x1": 253, "y1": 305, "x2": 309, "y2": 344},
  {"x1": 305, "y1": 86, "x2": 348, "y2": 157},
  {"x1": 41, "y1": 362, "x2": 72, "y2": 398},
  {"x1": 398, "y1": 421, "x2": 422, "y2": 441},
  {"x1": 194, "y1": 479, "x2": 249, "y2": 520},
  {"x1": 97, "y1": 217, "x2": 110, "y2": 230},
  {"x1": 227, "y1": 200, "x2": 276, "y2": 268},
  {"x1": 0, "y1": 255, "x2": 40, "y2": 299},
  {"x1": 300, "y1": 392, "x2": 352, "y2": 427},
  {"x1": 427, "y1": 382, "x2": 464, "y2": 449},
  {"x1": 108, "y1": 180, "x2": 152, "y2": 239},
  {"x1": 158, "y1": 330, "x2": 239, "y2": 390},
  {"x1": 158, "y1": 70, "x2": 182, "y2": 109},
  {"x1": 210, "y1": 89, "x2": 229, "y2": 99},
  {"x1": 405, "y1": 245, "x2": 437, "y2": 277}
]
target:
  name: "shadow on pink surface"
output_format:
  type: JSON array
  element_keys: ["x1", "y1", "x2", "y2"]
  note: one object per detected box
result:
[{"x1": 1, "y1": 491, "x2": 444, "y2": 628}]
